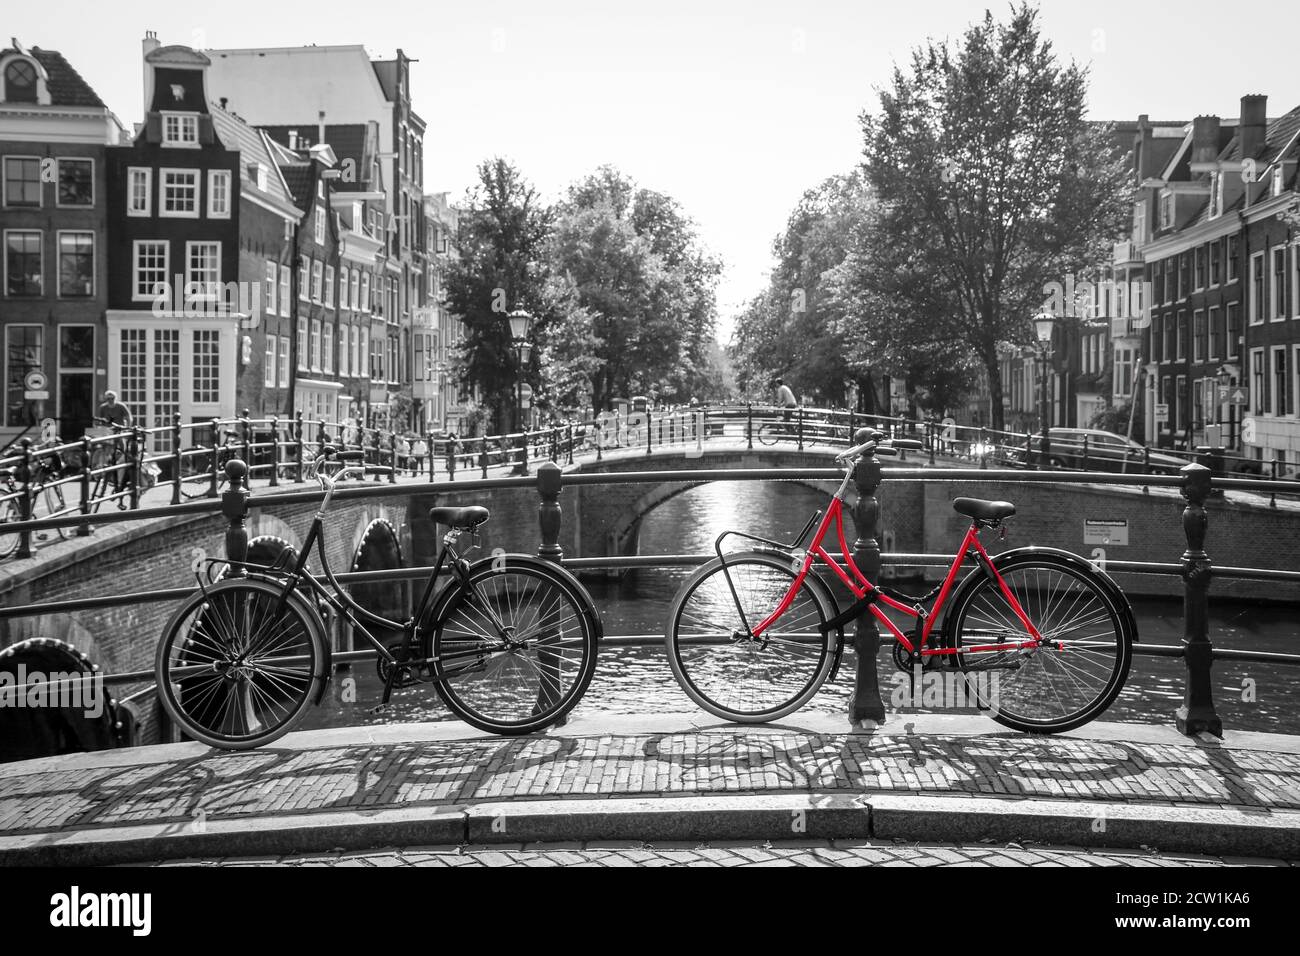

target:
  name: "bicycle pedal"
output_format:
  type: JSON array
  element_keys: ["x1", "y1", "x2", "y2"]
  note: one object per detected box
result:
[{"x1": 366, "y1": 702, "x2": 390, "y2": 716}]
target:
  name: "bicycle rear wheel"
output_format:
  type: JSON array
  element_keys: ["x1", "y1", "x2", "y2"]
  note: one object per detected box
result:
[
  {"x1": 425, "y1": 557, "x2": 598, "y2": 735},
  {"x1": 665, "y1": 552, "x2": 836, "y2": 722},
  {"x1": 946, "y1": 554, "x2": 1131, "y2": 733},
  {"x1": 156, "y1": 577, "x2": 327, "y2": 749}
]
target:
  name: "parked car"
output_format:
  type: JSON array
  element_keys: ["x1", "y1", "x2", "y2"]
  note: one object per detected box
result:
[{"x1": 1007, "y1": 427, "x2": 1189, "y2": 475}]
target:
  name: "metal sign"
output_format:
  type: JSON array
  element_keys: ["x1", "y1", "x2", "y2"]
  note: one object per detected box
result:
[
  {"x1": 1084, "y1": 519, "x2": 1129, "y2": 546},
  {"x1": 23, "y1": 390, "x2": 49, "y2": 401},
  {"x1": 1216, "y1": 386, "x2": 1249, "y2": 406},
  {"x1": 1154, "y1": 403, "x2": 1169, "y2": 421},
  {"x1": 40, "y1": 418, "x2": 58, "y2": 444},
  {"x1": 24, "y1": 371, "x2": 47, "y2": 391}
]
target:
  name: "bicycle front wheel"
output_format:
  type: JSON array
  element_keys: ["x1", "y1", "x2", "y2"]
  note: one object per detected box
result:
[
  {"x1": 156, "y1": 577, "x2": 327, "y2": 749},
  {"x1": 666, "y1": 552, "x2": 836, "y2": 722},
  {"x1": 426, "y1": 557, "x2": 598, "y2": 735},
  {"x1": 947, "y1": 554, "x2": 1131, "y2": 734},
  {"x1": 756, "y1": 422, "x2": 780, "y2": 445}
]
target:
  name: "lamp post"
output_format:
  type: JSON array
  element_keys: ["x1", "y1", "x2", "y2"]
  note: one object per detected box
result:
[
  {"x1": 1033, "y1": 311, "x2": 1057, "y2": 469},
  {"x1": 507, "y1": 310, "x2": 534, "y2": 476},
  {"x1": 1216, "y1": 364, "x2": 1240, "y2": 451}
]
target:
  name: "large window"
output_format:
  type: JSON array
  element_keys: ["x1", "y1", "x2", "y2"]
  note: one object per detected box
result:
[
  {"x1": 1273, "y1": 347, "x2": 1292, "y2": 417},
  {"x1": 1272, "y1": 247, "x2": 1287, "y2": 320},
  {"x1": 1209, "y1": 240, "x2": 1222, "y2": 286},
  {"x1": 1178, "y1": 253, "x2": 1189, "y2": 300},
  {"x1": 193, "y1": 329, "x2": 221, "y2": 404},
  {"x1": 311, "y1": 260, "x2": 323, "y2": 304},
  {"x1": 352, "y1": 270, "x2": 361, "y2": 311},
  {"x1": 1194, "y1": 246, "x2": 1206, "y2": 290},
  {"x1": 360, "y1": 272, "x2": 370, "y2": 313},
  {"x1": 162, "y1": 113, "x2": 199, "y2": 148},
  {"x1": 58, "y1": 232, "x2": 94, "y2": 297},
  {"x1": 186, "y1": 242, "x2": 220, "y2": 302},
  {"x1": 1228, "y1": 236, "x2": 1241, "y2": 283},
  {"x1": 322, "y1": 322, "x2": 333, "y2": 374},
  {"x1": 5, "y1": 325, "x2": 42, "y2": 426},
  {"x1": 1114, "y1": 347, "x2": 1134, "y2": 397},
  {"x1": 127, "y1": 167, "x2": 151, "y2": 216},
  {"x1": 265, "y1": 334, "x2": 277, "y2": 388},
  {"x1": 279, "y1": 264, "x2": 290, "y2": 317},
  {"x1": 3, "y1": 157, "x2": 41, "y2": 207},
  {"x1": 310, "y1": 319, "x2": 321, "y2": 371},
  {"x1": 359, "y1": 326, "x2": 369, "y2": 379},
  {"x1": 1251, "y1": 348, "x2": 1266, "y2": 416},
  {"x1": 279, "y1": 335, "x2": 290, "y2": 388},
  {"x1": 1250, "y1": 252, "x2": 1265, "y2": 323},
  {"x1": 324, "y1": 265, "x2": 335, "y2": 308},
  {"x1": 299, "y1": 258, "x2": 309, "y2": 300},
  {"x1": 1176, "y1": 310, "x2": 1188, "y2": 361},
  {"x1": 1227, "y1": 304, "x2": 1241, "y2": 360},
  {"x1": 1209, "y1": 306, "x2": 1222, "y2": 361},
  {"x1": 314, "y1": 204, "x2": 325, "y2": 244},
  {"x1": 57, "y1": 159, "x2": 93, "y2": 207},
  {"x1": 208, "y1": 170, "x2": 231, "y2": 218},
  {"x1": 264, "y1": 260, "x2": 277, "y2": 319},
  {"x1": 133, "y1": 240, "x2": 168, "y2": 301},
  {"x1": 339, "y1": 325, "x2": 350, "y2": 377},
  {"x1": 5, "y1": 230, "x2": 42, "y2": 296},
  {"x1": 1193, "y1": 309, "x2": 1206, "y2": 362},
  {"x1": 297, "y1": 318, "x2": 308, "y2": 370},
  {"x1": 160, "y1": 169, "x2": 198, "y2": 217},
  {"x1": 4, "y1": 59, "x2": 38, "y2": 103}
]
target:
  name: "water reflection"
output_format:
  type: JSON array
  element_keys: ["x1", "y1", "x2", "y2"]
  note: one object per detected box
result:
[{"x1": 301, "y1": 481, "x2": 1300, "y2": 735}]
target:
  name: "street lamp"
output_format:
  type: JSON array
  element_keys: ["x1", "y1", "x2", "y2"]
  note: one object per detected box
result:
[
  {"x1": 507, "y1": 310, "x2": 534, "y2": 475},
  {"x1": 1033, "y1": 311, "x2": 1057, "y2": 469}
]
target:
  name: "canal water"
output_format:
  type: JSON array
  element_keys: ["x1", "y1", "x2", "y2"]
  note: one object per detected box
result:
[{"x1": 302, "y1": 482, "x2": 1300, "y2": 736}]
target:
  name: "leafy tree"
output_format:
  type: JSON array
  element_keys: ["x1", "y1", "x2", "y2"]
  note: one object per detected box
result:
[{"x1": 856, "y1": 3, "x2": 1129, "y2": 429}]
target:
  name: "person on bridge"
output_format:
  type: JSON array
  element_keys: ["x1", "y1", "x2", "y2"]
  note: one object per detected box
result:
[
  {"x1": 95, "y1": 391, "x2": 133, "y2": 497},
  {"x1": 774, "y1": 378, "x2": 798, "y2": 434},
  {"x1": 97, "y1": 391, "x2": 132, "y2": 428}
]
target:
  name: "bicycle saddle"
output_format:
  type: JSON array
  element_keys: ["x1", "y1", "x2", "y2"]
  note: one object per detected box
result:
[
  {"x1": 429, "y1": 506, "x2": 490, "y2": 530},
  {"x1": 952, "y1": 497, "x2": 1016, "y2": 522}
]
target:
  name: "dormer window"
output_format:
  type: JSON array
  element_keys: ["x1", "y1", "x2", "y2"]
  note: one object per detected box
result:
[
  {"x1": 162, "y1": 112, "x2": 199, "y2": 148},
  {"x1": 1209, "y1": 173, "x2": 1223, "y2": 219},
  {"x1": 1273, "y1": 166, "x2": 1284, "y2": 198},
  {"x1": 1158, "y1": 189, "x2": 1174, "y2": 230},
  {"x1": 4, "y1": 59, "x2": 38, "y2": 103}
]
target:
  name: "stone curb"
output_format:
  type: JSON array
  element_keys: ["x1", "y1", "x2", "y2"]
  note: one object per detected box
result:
[{"x1": 3, "y1": 792, "x2": 1297, "y2": 866}]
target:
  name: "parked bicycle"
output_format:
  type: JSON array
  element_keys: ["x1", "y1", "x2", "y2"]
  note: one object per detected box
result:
[
  {"x1": 155, "y1": 448, "x2": 602, "y2": 748},
  {"x1": 0, "y1": 444, "x2": 72, "y2": 558},
  {"x1": 664, "y1": 431, "x2": 1137, "y2": 733}
]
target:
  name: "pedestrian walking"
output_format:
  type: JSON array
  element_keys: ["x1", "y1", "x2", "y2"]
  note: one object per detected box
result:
[{"x1": 412, "y1": 436, "x2": 428, "y2": 476}]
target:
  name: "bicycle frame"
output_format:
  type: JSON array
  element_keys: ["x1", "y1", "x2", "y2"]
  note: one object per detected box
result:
[{"x1": 732, "y1": 473, "x2": 1046, "y2": 659}]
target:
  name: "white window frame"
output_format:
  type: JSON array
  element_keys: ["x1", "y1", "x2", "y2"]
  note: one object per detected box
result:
[
  {"x1": 279, "y1": 264, "x2": 290, "y2": 317},
  {"x1": 1271, "y1": 246, "x2": 1287, "y2": 321},
  {"x1": 1250, "y1": 251, "x2": 1266, "y2": 325},
  {"x1": 314, "y1": 204, "x2": 325, "y2": 245},
  {"x1": 279, "y1": 335, "x2": 290, "y2": 388},
  {"x1": 159, "y1": 168, "x2": 199, "y2": 219},
  {"x1": 310, "y1": 318, "x2": 321, "y2": 372},
  {"x1": 127, "y1": 167, "x2": 151, "y2": 216},
  {"x1": 324, "y1": 265, "x2": 335, "y2": 309},
  {"x1": 2, "y1": 155, "x2": 43, "y2": 209},
  {"x1": 264, "y1": 260, "x2": 277, "y2": 319},
  {"x1": 131, "y1": 239, "x2": 168, "y2": 303},
  {"x1": 185, "y1": 241, "x2": 221, "y2": 303},
  {"x1": 4, "y1": 228, "x2": 43, "y2": 298},
  {"x1": 297, "y1": 318, "x2": 308, "y2": 371},
  {"x1": 323, "y1": 322, "x2": 333, "y2": 375},
  {"x1": 340, "y1": 324, "x2": 349, "y2": 377},
  {"x1": 1250, "y1": 347, "x2": 1266, "y2": 417},
  {"x1": 55, "y1": 157, "x2": 94, "y2": 209},
  {"x1": 161, "y1": 112, "x2": 200, "y2": 149},
  {"x1": 264, "y1": 335, "x2": 277, "y2": 388},
  {"x1": 1208, "y1": 305, "x2": 1221, "y2": 362},
  {"x1": 361, "y1": 273, "x2": 370, "y2": 313},
  {"x1": 208, "y1": 169, "x2": 231, "y2": 219},
  {"x1": 299, "y1": 258, "x2": 309, "y2": 301},
  {"x1": 1158, "y1": 189, "x2": 1174, "y2": 230},
  {"x1": 311, "y1": 260, "x2": 323, "y2": 304},
  {"x1": 55, "y1": 230, "x2": 95, "y2": 298},
  {"x1": 1272, "y1": 345, "x2": 1290, "y2": 417}
]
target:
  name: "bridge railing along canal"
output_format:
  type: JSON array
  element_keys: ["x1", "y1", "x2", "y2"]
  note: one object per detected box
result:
[{"x1": 3, "y1": 425, "x2": 1300, "y2": 747}]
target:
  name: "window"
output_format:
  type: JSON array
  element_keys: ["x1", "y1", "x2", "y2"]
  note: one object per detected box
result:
[
  {"x1": 57, "y1": 232, "x2": 93, "y2": 297},
  {"x1": 1159, "y1": 189, "x2": 1174, "y2": 230},
  {"x1": 279, "y1": 265, "x2": 290, "y2": 317},
  {"x1": 5, "y1": 325, "x2": 42, "y2": 425},
  {"x1": 311, "y1": 260, "x2": 323, "y2": 304},
  {"x1": 1209, "y1": 240, "x2": 1222, "y2": 286},
  {"x1": 1273, "y1": 166, "x2": 1285, "y2": 198},
  {"x1": 299, "y1": 258, "x2": 309, "y2": 300},
  {"x1": 297, "y1": 318, "x2": 308, "y2": 370},
  {"x1": 1295, "y1": 245, "x2": 1300, "y2": 318},
  {"x1": 1176, "y1": 374, "x2": 1188, "y2": 431},
  {"x1": 1272, "y1": 247, "x2": 1287, "y2": 320},
  {"x1": 1209, "y1": 173, "x2": 1223, "y2": 218},
  {"x1": 162, "y1": 112, "x2": 199, "y2": 148},
  {"x1": 1194, "y1": 246, "x2": 1205, "y2": 290},
  {"x1": 415, "y1": 333, "x2": 426, "y2": 382},
  {"x1": 310, "y1": 319, "x2": 321, "y2": 371},
  {"x1": 1176, "y1": 310, "x2": 1187, "y2": 361},
  {"x1": 57, "y1": 159, "x2": 93, "y2": 207},
  {"x1": 5, "y1": 230, "x2": 42, "y2": 296},
  {"x1": 278, "y1": 335, "x2": 290, "y2": 388},
  {"x1": 1273, "y1": 347, "x2": 1292, "y2": 417},
  {"x1": 1150, "y1": 314, "x2": 1162, "y2": 363},
  {"x1": 132, "y1": 240, "x2": 168, "y2": 301},
  {"x1": 322, "y1": 322, "x2": 333, "y2": 374},
  {"x1": 359, "y1": 326, "x2": 369, "y2": 378},
  {"x1": 1250, "y1": 252, "x2": 1265, "y2": 323},
  {"x1": 339, "y1": 325, "x2": 349, "y2": 377},
  {"x1": 193, "y1": 330, "x2": 221, "y2": 404},
  {"x1": 265, "y1": 261, "x2": 277, "y2": 319},
  {"x1": 1209, "y1": 306, "x2": 1222, "y2": 361},
  {"x1": 160, "y1": 169, "x2": 198, "y2": 217},
  {"x1": 1114, "y1": 348, "x2": 1134, "y2": 397},
  {"x1": 1251, "y1": 348, "x2": 1266, "y2": 416},
  {"x1": 127, "y1": 167, "x2": 151, "y2": 216},
  {"x1": 324, "y1": 265, "x2": 335, "y2": 308},
  {"x1": 1228, "y1": 236, "x2": 1240, "y2": 282},
  {"x1": 360, "y1": 273, "x2": 370, "y2": 312},
  {"x1": 265, "y1": 335, "x2": 277, "y2": 388},
  {"x1": 4, "y1": 59, "x2": 38, "y2": 104},
  {"x1": 186, "y1": 242, "x2": 220, "y2": 302},
  {"x1": 1193, "y1": 309, "x2": 1206, "y2": 362},
  {"x1": 208, "y1": 170, "x2": 231, "y2": 218},
  {"x1": 314, "y1": 204, "x2": 325, "y2": 245},
  {"x1": 1227, "y1": 304, "x2": 1241, "y2": 360},
  {"x1": 1178, "y1": 253, "x2": 1189, "y2": 300},
  {"x1": 3, "y1": 157, "x2": 41, "y2": 207}
]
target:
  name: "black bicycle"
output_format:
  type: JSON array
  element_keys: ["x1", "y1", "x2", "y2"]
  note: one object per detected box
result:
[{"x1": 155, "y1": 447, "x2": 602, "y2": 748}]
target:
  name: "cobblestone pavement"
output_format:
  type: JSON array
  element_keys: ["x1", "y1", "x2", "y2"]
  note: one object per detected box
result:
[
  {"x1": 4, "y1": 728, "x2": 1299, "y2": 837},
  {"x1": 138, "y1": 839, "x2": 1297, "y2": 867}
]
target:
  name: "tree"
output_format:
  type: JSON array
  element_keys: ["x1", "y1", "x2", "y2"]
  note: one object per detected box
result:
[
  {"x1": 857, "y1": 3, "x2": 1129, "y2": 429},
  {"x1": 446, "y1": 158, "x2": 553, "y2": 434}
]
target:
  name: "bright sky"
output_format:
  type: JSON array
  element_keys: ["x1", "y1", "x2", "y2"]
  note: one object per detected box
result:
[{"x1": 9, "y1": 1, "x2": 1300, "y2": 339}]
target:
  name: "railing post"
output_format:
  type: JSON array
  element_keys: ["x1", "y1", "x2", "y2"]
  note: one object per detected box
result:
[
  {"x1": 129, "y1": 426, "x2": 144, "y2": 510},
  {"x1": 1176, "y1": 462, "x2": 1221, "y2": 737},
  {"x1": 927, "y1": 419, "x2": 936, "y2": 466},
  {"x1": 849, "y1": 427, "x2": 886, "y2": 726},
  {"x1": 269, "y1": 415, "x2": 281, "y2": 489},
  {"x1": 171, "y1": 413, "x2": 183, "y2": 505},
  {"x1": 208, "y1": 418, "x2": 220, "y2": 498},
  {"x1": 16, "y1": 439, "x2": 33, "y2": 559},
  {"x1": 746, "y1": 402, "x2": 753, "y2": 449},
  {"x1": 567, "y1": 424, "x2": 575, "y2": 465},
  {"x1": 240, "y1": 409, "x2": 252, "y2": 483},
  {"x1": 535, "y1": 461, "x2": 565, "y2": 720},
  {"x1": 480, "y1": 437, "x2": 489, "y2": 479},
  {"x1": 389, "y1": 430, "x2": 398, "y2": 484},
  {"x1": 427, "y1": 431, "x2": 437, "y2": 483},
  {"x1": 847, "y1": 409, "x2": 855, "y2": 447},
  {"x1": 77, "y1": 436, "x2": 92, "y2": 537},
  {"x1": 797, "y1": 405, "x2": 804, "y2": 451},
  {"x1": 646, "y1": 408, "x2": 654, "y2": 456},
  {"x1": 295, "y1": 410, "x2": 305, "y2": 484},
  {"x1": 979, "y1": 427, "x2": 988, "y2": 469},
  {"x1": 1270, "y1": 457, "x2": 1279, "y2": 507},
  {"x1": 1082, "y1": 434, "x2": 1090, "y2": 471},
  {"x1": 222, "y1": 459, "x2": 251, "y2": 579}
]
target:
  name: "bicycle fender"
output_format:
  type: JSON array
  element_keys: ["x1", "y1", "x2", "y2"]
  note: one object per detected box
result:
[{"x1": 943, "y1": 546, "x2": 1140, "y2": 643}]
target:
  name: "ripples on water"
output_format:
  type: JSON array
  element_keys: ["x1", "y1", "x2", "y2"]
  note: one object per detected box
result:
[{"x1": 302, "y1": 481, "x2": 1300, "y2": 735}]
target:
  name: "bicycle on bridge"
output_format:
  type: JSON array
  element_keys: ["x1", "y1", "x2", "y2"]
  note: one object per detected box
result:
[
  {"x1": 664, "y1": 432, "x2": 1137, "y2": 733},
  {"x1": 155, "y1": 447, "x2": 601, "y2": 748}
]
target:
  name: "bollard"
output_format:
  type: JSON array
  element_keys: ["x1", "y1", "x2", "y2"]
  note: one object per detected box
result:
[
  {"x1": 16, "y1": 439, "x2": 33, "y2": 560},
  {"x1": 77, "y1": 436, "x2": 92, "y2": 537},
  {"x1": 171, "y1": 413, "x2": 183, "y2": 505},
  {"x1": 1176, "y1": 462, "x2": 1221, "y2": 737},
  {"x1": 535, "y1": 461, "x2": 565, "y2": 721},
  {"x1": 849, "y1": 427, "x2": 886, "y2": 724},
  {"x1": 295, "y1": 411, "x2": 305, "y2": 484},
  {"x1": 269, "y1": 415, "x2": 281, "y2": 489},
  {"x1": 129, "y1": 427, "x2": 144, "y2": 510},
  {"x1": 222, "y1": 459, "x2": 251, "y2": 578}
]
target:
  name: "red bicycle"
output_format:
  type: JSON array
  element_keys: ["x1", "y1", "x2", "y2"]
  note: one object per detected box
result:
[{"x1": 664, "y1": 432, "x2": 1136, "y2": 733}]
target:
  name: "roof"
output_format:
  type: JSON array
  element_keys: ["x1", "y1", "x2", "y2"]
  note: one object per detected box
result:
[
  {"x1": 372, "y1": 60, "x2": 397, "y2": 102},
  {"x1": 278, "y1": 164, "x2": 315, "y2": 208},
  {"x1": 260, "y1": 123, "x2": 373, "y2": 189},
  {"x1": 1181, "y1": 104, "x2": 1300, "y2": 227},
  {"x1": 208, "y1": 103, "x2": 300, "y2": 212},
  {"x1": 1, "y1": 45, "x2": 106, "y2": 107}
]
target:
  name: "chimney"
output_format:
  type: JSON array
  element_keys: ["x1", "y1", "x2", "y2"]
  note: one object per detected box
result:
[
  {"x1": 219, "y1": 97, "x2": 228, "y2": 111},
  {"x1": 142, "y1": 31, "x2": 162, "y2": 114},
  {"x1": 288, "y1": 130, "x2": 298, "y2": 150},
  {"x1": 318, "y1": 111, "x2": 326, "y2": 149},
  {"x1": 1240, "y1": 94, "x2": 1267, "y2": 160},
  {"x1": 1192, "y1": 115, "x2": 1221, "y2": 165}
]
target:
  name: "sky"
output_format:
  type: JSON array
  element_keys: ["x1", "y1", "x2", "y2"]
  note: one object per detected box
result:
[{"x1": 8, "y1": 0, "x2": 1300, "y2": 340}]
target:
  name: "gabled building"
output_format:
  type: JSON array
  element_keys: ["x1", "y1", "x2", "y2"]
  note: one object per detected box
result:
[
  {"x1": 0, "y1": 40, "x2": 125, "y2": 445},
  {"x1": 418, "y1": 192, "x2": 470, "y2": 434}
]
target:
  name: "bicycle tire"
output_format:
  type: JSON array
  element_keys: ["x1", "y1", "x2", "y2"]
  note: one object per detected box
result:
[
  {"x1": 424, "y1": 555, "x2": 599, "y2": 735},
  {"x1": 755, "y1": 423, "x2": 781, "y2": 446},
  {"x1": 39, "y1": 484, "x2": 67, "y2": 540},
  {"x1": 0, "y1": 499, "x2": 19, "y2": 559},
  {"x1": 945, "y1": 553, "x2": 1132, "y2": 734},
  {"x1": 155, "y1": 577, "x2": 328, "y2": 749},
  {"x1": 665, "y1": 551, "x2": 836, "y2": 722}
]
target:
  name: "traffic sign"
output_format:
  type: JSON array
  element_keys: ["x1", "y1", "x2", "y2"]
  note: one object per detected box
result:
[
  {"x1": 1155, "y1": 403, "x2": 1169, "y2": 422},
  {"x1": 1222, "y1": 386, "x2": 1249, "y2": 406},
  {"x1": 24, "y1": 371, "x2": 46, "y2": 392}
]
